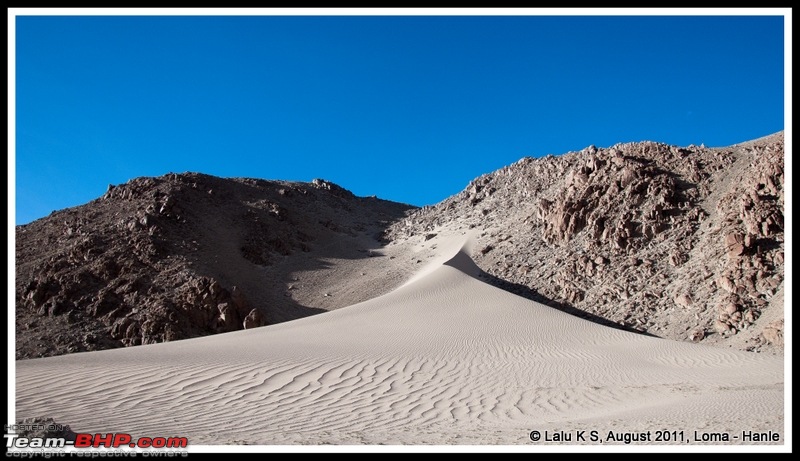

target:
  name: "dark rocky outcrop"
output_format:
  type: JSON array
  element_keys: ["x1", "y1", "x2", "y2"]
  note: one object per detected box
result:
[{"x1": 16, "y1": 173, "x2": 413, "y2": 359}]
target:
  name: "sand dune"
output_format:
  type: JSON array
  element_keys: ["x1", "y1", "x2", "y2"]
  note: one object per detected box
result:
[{"x1": 15, "y1": 235, "x2": 784, "y2": 445}]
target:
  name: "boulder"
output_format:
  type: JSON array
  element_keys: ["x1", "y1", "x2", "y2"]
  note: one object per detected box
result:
[
  {"x1": 724, "y1": 232, "x2": 746, "y2": 258},
  {"x1": 673, "y1": 293, "x2": 693, "y2": 308},
  {"x1": 762, "y1": 320, "x2": 783, "y2": 346},
  {"x1": 717, "y1": 276, "x2": 737, "y2": 293},
  {"x1": 243, "y1": 309, "x2": 266, "y2": 330},
  {"x1": 688, "y1": 327, "x2": 705, "y2": 342},
  {"x1": 713, "y1": 319, "x2": 731, "y2": 335}
]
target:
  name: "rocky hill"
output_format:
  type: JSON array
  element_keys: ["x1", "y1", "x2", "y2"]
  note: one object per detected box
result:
[
  {"x1": 15, "y1": 174, "x2": 414, "y2": 358},
  {"x1": 15, "y1": 132, "x2": 784, "y2": 359},
  {"x1": 384, "y1": 132, "x2": 785, "y2": 353}
]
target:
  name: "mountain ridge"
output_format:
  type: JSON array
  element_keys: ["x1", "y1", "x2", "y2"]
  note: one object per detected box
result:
[{"x1": 15, "y1": 132, "x2": 785, "y2": 359}]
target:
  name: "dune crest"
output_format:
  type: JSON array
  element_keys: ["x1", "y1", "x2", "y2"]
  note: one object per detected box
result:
[{"x1": 16, "y1": 234, "x2": 783, "y2": 445}]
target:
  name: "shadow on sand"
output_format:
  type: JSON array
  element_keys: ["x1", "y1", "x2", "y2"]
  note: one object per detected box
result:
[{"x1": 443, "y1": 249, "x2": 656, "y2": 338}]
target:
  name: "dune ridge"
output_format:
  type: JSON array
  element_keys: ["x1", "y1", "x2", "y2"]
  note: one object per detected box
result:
[{"x1": 15, "y1": 233, "x2": 783, "y2": 445}]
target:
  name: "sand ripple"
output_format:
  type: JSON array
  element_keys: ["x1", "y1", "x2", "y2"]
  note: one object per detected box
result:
[{"x1": 16, "y1": 246, "x2": 783, "y2": 445}]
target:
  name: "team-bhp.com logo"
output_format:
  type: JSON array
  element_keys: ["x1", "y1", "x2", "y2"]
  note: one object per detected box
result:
[{"x1": 6, "y1": 432, "x2": 187, "y2": 449}]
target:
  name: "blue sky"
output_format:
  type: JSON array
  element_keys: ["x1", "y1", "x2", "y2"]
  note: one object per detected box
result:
[{"x1": 13, "y1": 13, "x2": 786, "y2": 225}]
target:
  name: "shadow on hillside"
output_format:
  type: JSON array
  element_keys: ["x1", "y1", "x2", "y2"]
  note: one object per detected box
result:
[{"x1": 177, "y1": 174, "x2": 419, "y2": 326}]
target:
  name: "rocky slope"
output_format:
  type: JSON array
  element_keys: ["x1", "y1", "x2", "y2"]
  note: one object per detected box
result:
[
  {"x1": 15, "y1": 174, "x2": 414, "y2": 358},
  {"x1": 16, "y1": 132, "x2": 785, "y2": 359},
  {"x1": 384, "y1": 132, "x2": 785, "y2": 353}
]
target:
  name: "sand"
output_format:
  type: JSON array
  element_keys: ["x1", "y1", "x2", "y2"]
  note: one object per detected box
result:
[{"x1": 14, "y1": 233, "x2": 784, "y2": 446}]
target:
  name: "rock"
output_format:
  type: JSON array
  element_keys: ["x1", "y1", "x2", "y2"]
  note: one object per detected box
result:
[
  {"x1": 216, "y1": 303, "x2": 240, "y2": 330},
  {"x1": 688, "y1": 327, "x2": 705, "y2": 342},
  {"x1": 713, "y1": 319, "x2": 731, "y2": 335},
  {"x1": 674, "y1": 293, "x2": 693, "y2": 308},
  {"x1": 717, "y1": 276, "x2": 737, "y2": 293},
  {"x1": 567, "y1": 169, "x2": 589, "y2": 187},
  {"x1": 719, "y1": 302, "x2": 739, "y2": 316},
  {"x1": 620, "y1": 167, "x2": 637, "y2": 188},
  {"x1": 110, "y1": 317, "x2": 132, "y2": 339},
  {"x1": 762, "y1": 321, "x2": 783, "y2": 346},
  {"x1": 585, "y1": 152, "x2": 602, "y2": 171},
  {"x1": 209, "y1": 280, "x2": 223, "y2": 298},
  {"x1": 743, "y1": 309, "x2": 758, "y2": 324},
  {"x1": 724, "y1": 232, "x2": 746, "y2": 258},
  {"x1": 243, "y1": 309, "x2": 266, "y2": 330},
  {"x1": 669, "y1": 251, "x2": 688, "y2": 267},
  {"x1": 562, "y1": 286, "x2": 584, "y2": 304},
  {"x1": 125, "y1": 323, "x2": 140, "y2": 342}
]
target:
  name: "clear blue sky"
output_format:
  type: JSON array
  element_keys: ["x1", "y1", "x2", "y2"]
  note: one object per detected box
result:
[{"x1": 14, "y1": 14, "x2": 785, "y2": 225}]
